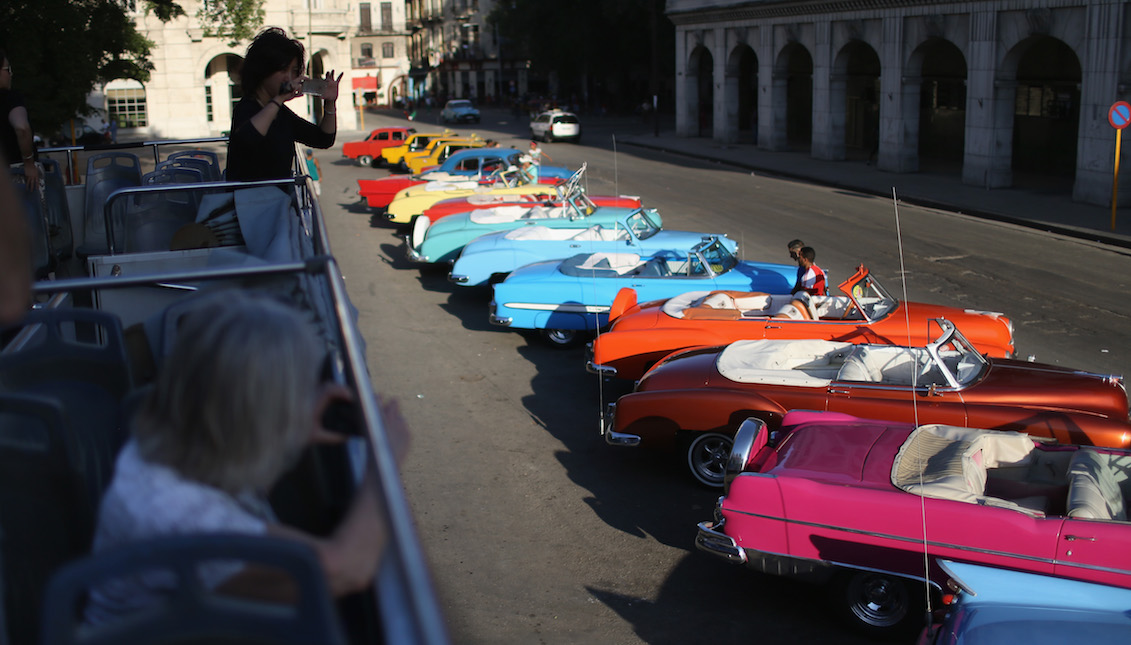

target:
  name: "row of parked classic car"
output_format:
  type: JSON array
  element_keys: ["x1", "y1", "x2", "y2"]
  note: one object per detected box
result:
[{"x1": 357, "y1": 146, "x2": 1131, "y2": 642}]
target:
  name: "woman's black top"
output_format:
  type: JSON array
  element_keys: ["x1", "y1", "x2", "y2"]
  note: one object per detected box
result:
[{"x1": 225, "y1": 96, "x2": 334, "y2": 182}]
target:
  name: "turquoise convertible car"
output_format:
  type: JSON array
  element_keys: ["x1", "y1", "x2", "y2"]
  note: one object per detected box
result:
[
  {"x1": 405, "y1": 165, "x2": 653, "y2": 265},
  {"x1": 489, "y1": 237, "x2": 796, "y2": 346},
  {"x1": 448, "y1": 208, "x2": 738, "y2": 287}
]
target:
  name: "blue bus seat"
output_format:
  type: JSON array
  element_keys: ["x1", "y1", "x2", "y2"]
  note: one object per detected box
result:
[
  {"x1": 76, "y1": 152, "x2": 141, "y2": 258},
  {"x1": 41, "y1": 535, "x2": 347, "y2": 645}
]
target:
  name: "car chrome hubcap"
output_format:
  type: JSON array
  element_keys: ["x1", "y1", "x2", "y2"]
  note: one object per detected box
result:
[
  {"x1": 689, "y1": 434, "x2": 732, "y2": 487},
  {"x1": 545, "y1": 329, "x2": 574, "y2": 344}
]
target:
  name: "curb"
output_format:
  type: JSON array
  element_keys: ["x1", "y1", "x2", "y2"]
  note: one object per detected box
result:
[{"x1": 618, "y1": 138, "x2": 1131, "y2": 251}]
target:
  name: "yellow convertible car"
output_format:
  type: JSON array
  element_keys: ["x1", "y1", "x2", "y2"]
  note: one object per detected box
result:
[
  {"x1": 403, "y1": 135, "x2": 484, "y2": 174},
  {"x1": 385, "y1": 165, "x2": 560, "y2": 224},
  {"x1": 379, "y1": 129, "x2": 453, "y2": 168}
]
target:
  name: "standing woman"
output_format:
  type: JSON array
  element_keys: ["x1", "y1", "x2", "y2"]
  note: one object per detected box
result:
[{"x1": 226, "y1": 28, "x2": 343, "y2": 182}]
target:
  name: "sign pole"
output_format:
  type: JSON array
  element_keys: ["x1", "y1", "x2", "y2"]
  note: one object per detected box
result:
[
  {"x1": 1114, "y1": 127, "x2": 1122, "y2": 232},
  {"x1": 1108, "y1": 101, "x2": 1131, "y2": 232}
]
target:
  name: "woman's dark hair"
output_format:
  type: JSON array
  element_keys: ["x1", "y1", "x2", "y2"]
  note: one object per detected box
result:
[{"x1": 239, "y1": 28, "x2": 304, "y2": 95}]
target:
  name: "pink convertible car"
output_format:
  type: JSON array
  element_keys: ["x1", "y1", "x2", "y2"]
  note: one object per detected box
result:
[{"x1": 696, "y1": 411, "x2": 1131, "y2": 638}]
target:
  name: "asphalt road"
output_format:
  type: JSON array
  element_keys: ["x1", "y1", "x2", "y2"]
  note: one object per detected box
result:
[{"x1": 317, "y1": 109, "x2": 1131, "y2": 645}]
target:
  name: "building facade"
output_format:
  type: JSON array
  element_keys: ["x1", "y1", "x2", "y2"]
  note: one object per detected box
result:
[
  {"x1": 667, "y1": 0, "x2": 1131, "y2": 206},
  {"x1": 90, "y1": 0, "x2": 413, "y2": 140},
  {"x1": 406, "y1": 0, "x2": 529, "y2": 105}
]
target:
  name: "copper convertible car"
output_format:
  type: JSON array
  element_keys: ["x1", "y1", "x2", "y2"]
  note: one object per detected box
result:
[
  {"x1": 602, "y1": 319, "x2": 1130, "y2": 487},
  {"x1": 588, "y1": 265, "x2": 1015, "y2": 381}
]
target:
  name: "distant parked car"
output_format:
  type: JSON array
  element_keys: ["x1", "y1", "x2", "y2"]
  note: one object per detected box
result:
[
  {"x1": 441, "y1": 99, "x2": 480, "y2": 124},
  {"x1": 530, "y1": 109, "x2": 581, "y2": 143},
  {"x1": 341, "y1": 126, "x2": 415, "y2": 166},
  {"x1": 919, "y1": 560, "x2": 1131, "y2": 645},
  {"x1": 54, "y1": 123, "x2": 104, "y2": 146}
]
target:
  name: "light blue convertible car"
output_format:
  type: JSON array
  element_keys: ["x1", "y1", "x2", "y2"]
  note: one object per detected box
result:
[
  {"x1": 489, "y1": 237, "x2": 796, "y2": 346},
  {"x1": 448, "y1": 208, "x2": 737, "y2": 287},
  {"x1": 405, "y1": 165, "x2": 653, "y2": 265}
]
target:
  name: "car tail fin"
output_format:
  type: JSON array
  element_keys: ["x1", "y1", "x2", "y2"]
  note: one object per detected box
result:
[{"x1": 608, "y1": 288, "x2": 638, "y2": 323}]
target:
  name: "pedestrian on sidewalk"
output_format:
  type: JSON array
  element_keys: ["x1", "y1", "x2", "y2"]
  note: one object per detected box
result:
[{"x1": 304, "y1": 148, "x2": 321, "y2": 196}]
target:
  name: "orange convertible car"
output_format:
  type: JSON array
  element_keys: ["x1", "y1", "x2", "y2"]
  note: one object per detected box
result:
[{"x1": 588, "y1": 265, "x2": 1015, "y2": 381}]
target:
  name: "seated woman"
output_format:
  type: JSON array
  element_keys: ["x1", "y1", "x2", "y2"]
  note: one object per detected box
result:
[{"x1": 86, "y1": 291, "x2": 404, "y2": 622}]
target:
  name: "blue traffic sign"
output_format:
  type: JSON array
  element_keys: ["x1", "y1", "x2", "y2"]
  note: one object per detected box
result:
[{"x1": 1109, "y1": 101, "x2": 1131, "y2": 129}]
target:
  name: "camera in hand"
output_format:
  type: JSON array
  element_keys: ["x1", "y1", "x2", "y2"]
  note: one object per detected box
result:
[
  {"x1": 321, "y1": 399, "x2": 362, "y2": 436},
  {"x1": 303, "y1": 78, "x2": 329, "y2": 97}
]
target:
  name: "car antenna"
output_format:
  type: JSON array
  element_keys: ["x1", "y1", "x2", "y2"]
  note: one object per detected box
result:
[{"x1": 893, "y1": 186, "x2": 937, "y2": 626}]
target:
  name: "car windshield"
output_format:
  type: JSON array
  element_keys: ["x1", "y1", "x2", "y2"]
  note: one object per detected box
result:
[
  {"x1": 556, "y1": 115, "x2": 579, "y2": 124},
  {"x1": 834, "y1": 319, "x2": 986, "y2": 389},
  {"x1": 841, "y1": 269, "x2": 897, "y2": 322},
  {"x1": 926, "y1": 319, "x2": 989, "y2": 388},
  {"x1": 449, "y1": 101, "x2": 472, "y2": 109},
  {"x1": 625, "y1": 210, "x2": 660, "y2": 240},
  {"x1": 693, "y1": 239, "x2": 737, "y2": 275}
]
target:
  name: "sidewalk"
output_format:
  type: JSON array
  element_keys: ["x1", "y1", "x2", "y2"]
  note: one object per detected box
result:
[
  {"x1": 353, "y1": 105, "x2": 1131, "y2": 249},
  {"x1": 617, "y1": 131, "x2": 1131, "y2": 249}
]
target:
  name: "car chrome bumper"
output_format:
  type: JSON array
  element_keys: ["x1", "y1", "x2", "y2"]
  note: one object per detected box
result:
[
  {"x1": 488, "y1": 300, "x2": 511, "y2": 326},
  {"x1": 600, "y1": 402, "x2": 639, "y2": 447},
  {"x1": 405, "y1": 243, "x2": 427, "y2": 263},
  {"x1": 695, "y1": 519, "x2": 747, "y2": 564},
  {"x1": 586, "y1": 360, "x2": 617, "y2": 377},
  {"x1": 449, "y1": 274, "x2": 469, "y2": 284}
]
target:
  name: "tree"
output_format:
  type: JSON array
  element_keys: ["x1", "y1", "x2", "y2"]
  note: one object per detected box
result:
[
  {"x1": 0, "y1": 0, "x2": 156, "y2": 137},
  {"x1": 0, "y1": 0, "x2": 264, "y2": 138}
]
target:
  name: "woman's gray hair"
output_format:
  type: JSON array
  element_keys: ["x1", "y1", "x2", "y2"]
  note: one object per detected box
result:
[{"x1": 134, "y1": 291, "x2": 325, "y2": 493}]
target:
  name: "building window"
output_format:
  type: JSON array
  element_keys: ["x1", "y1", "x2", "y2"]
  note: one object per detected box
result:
[
  {"x1": 380, "y1": 2, "x2": 392, "y2": 31},
  {"x1": 382, "y1": 43, "x2": 394, "y2": 59},
  {"x1": 205, "y1": 85, "x2": 213, "y2": 122},
  {"x1": 359, "y1": 3, "x2": 371, "y2": 32},
  {"x1": 106, "y1": 80, "x2": 148, "y2": 128},
  {"x1": 361, "y1": 43, "x2": 373, "y2": 58}
]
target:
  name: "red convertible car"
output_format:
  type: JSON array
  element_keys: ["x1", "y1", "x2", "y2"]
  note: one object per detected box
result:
[
  {"x1": 696, "y1": 411, "x2": 1131, "y2": 637},
  {"x1": 604, "y1": 318, "x2": 1130, "y2": 487},
  {"x1": 588, "y1": 265, "x2": 1015, "y2": 381}
]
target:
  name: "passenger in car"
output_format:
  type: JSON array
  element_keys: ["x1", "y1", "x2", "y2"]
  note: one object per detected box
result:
[{"x1": 86, "y1": 291, "x2": 404, "y2": 622}]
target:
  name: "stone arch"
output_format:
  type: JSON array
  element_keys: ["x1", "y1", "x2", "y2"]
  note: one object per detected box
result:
[
  {"x1": 1001, "y1": 36, "x2": 1081, "y2": 187},
  {"x1": 908, "y1": 38, "x2": 967, "y2": 173},
  {"x1": 771, "y1": 42, "x2": 812, "y2": 151},
  {"x1": 831, "y1": 40, "x2": 880, "y2": 161},
  {"x1": 308, "y1": 48, "x2": 330, "y2": 121},
  {"x1": 687, "y1": 45, "x2": 715, "y2": 137},
  {"x1": 203, "y1": 54, "x2": 243, "y2": 134},
  {"x1": 725, "y1": 43, "x2": 758, "y2": 143}
]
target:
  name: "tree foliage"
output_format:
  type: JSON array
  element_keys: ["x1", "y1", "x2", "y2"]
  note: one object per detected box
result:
[
  {"x1": 145, "y1": 0, "x2": 265, "y2": 44},
  {"x1": 0, "y1": 0, "x2": 156, "y2": 136},
  {"x1": 195, "y1": 0, "x2": 266, "y2": 47},
  {"x1": 0, "y1": 0, "x2": 264, "y2": 137},
  {"x1": 488, "y1": 0, "x2": 674, "y2": 112}
]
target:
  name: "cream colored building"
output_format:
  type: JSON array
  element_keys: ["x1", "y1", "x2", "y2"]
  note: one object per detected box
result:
[
  {"x1": 668, "y1": 0, "x2": 1131, "y2": 206},
  {"x1": 89, "y1": 0, "x2": 413, "y2": 140}
]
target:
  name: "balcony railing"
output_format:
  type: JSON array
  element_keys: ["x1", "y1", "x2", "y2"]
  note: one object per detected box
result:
[{"x1": 289, "y1": 9, "x2": 350, "y2": 36}]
